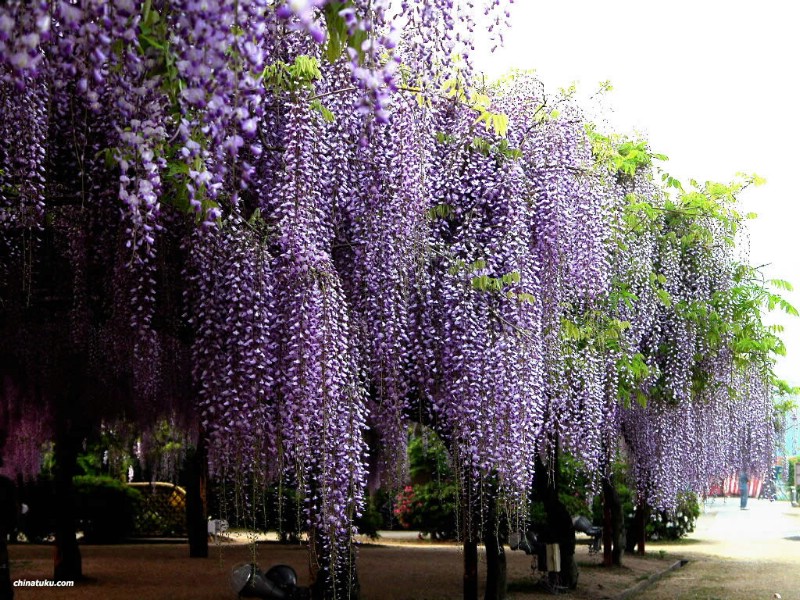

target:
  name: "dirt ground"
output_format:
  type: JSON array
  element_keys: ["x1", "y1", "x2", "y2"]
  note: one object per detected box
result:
[
  {"x1": 9, "y1": 539, "x2": 672, "y2": 600},
  {"x1": 20, "y1": 498, "x2": 798, "y2": 599}
]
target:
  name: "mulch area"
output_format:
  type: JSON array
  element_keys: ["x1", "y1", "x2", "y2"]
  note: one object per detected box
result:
[{"x1": 9, "y1": 541, "x2": 672, "y2": 599}]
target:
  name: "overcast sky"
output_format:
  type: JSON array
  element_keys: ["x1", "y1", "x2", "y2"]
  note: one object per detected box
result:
[{"x1": 473, "y1": 0, "x2": 800, "y2": 384}]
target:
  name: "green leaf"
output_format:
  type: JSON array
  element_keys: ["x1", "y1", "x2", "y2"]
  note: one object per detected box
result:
[
  {"x1": 310, "y1": 99, "x2": 336, "y2": 123},
  {"x1": 471, "y1": 275, "x2": 490, "y2": 291},
  {"x1": 769, "y1": 278, "x2": 794, "y2": 292},
  {"x1": 427, "y1": 203, "x2": 455, "y2": 220},
  {"x1": 778, "y1": 297, "x2": 799, "y2": 316},
  {"x1": 139, "y1": 33, "x2": 165, "y2": 51},
  {"x1": 491, "y1": 113, "x2": 509, "y2": 137},
  {"x1": 322, "y1": 2, "x2": 348, "y2": 62},
  {"x1": 516, "y1": 292, "x2": 536, "y2": 304},
  {"x1": 470, "y1": 137, "x2": 492, "y2": 156},
  {"x1": 248, "y1": 207, "x2": 262, "y2": 225}
]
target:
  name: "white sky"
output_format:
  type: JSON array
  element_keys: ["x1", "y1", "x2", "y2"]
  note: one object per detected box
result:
[{"x1": 473, "y1": 0, "x2": 800, "y2": 384}]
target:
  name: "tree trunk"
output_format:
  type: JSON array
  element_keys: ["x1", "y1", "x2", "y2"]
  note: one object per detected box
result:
[
  {"x1": 185, "y1": 436, "x2": 208, "y2": 558},
  {"x1": 53, "y1": 426, "x2": 82, "y2": 582},
  {"x1": 601, "y1": 476, "x2": 624, "y2": 566},
  {"x1": 0, "y1": 537, "x2": 10, "y2": 600},
  {"x1": 602, "y1": 489, "x2": 613, "y2": 567},
  {"x1": 463, "y1": 540, "x2": 478, "y2": 600},
  {"x1": 461, "y1": 478, "x2": 479, "y2": 600},
  {"x1": 636, "y1": 501, "x2": 646, "y2": 555},
  {"x1": 483, "y1": 502, "x2": 506, "y2": 599},
  {"x1": 0, "y1": 476, "x2": 16, "y2": 600},
  {"x1": 534, "y1": 452, "x2": 577, "y2": 589}
]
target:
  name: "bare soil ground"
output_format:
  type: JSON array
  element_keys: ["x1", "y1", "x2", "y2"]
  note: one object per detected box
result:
[
  {"x1": 22, "y1": 497, "x2": 799, "y2": 599},
  {"x1": 9, "y1": 539, "x2": 671, "y2": 600}
]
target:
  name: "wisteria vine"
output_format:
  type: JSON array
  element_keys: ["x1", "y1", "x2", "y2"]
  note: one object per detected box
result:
[{"x1": 0, "y1": 1, "x2": 789, "y2": 597}]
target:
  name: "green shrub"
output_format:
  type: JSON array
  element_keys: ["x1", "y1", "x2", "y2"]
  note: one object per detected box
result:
[
  {"x1": 592, "y1": 488, "x2": 699, "y2": 542},
  {"x1": 394, "y1": 481, "x2": 458, "y2": 540},
  {"x1": 591, "y1": 476, "x2": 635, "y2": 528},
  {"x1": 17, "y1": 479, "x2": 53, "y2": 542},
  {"x1": 73, "y1": 475, "x2": 141, "y2": 543},
  {"x1": 408, "y1": 431, "x2": 453, "y2": 483},
  {"x1": 646, "y1": 492, "x2": 701, "y2": 541},
  {"x1": 19, "y1": 476, "x2": 141, "y2": 543},
  {"x1": 390, "y1": 430, "x2": 459, "y2": 540},
  {"x1": 356, "y1": 491, "x2": 391, "y2": 538}
]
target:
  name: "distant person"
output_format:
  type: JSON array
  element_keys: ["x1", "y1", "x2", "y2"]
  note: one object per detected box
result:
[
  {"x1": 0, "y1": 474, "x2": 17, "y2": 600},
  {"x1": 740, "y1": 471, "x2": 749, "y2": 510}
]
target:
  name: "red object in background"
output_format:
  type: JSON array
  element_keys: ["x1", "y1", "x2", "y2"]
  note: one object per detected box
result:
[{"x1": 708, "y1": 475, "x2": 763, "y2": 498}]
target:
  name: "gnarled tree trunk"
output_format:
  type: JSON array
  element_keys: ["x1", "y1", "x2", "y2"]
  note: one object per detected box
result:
[
  {"x1": 185, "y1": 434, "x2": 208, "y2": 558},
  {"x1": 0, "y1": 475, "x2": 17, "y2": 600},
  {"x1": 483, "y1": 478, "x2": 507, "y2": 600},
  {"x1": 636, "y1": 500, "x2": 647, "y2": 555},
  {"x1": 601, "y1": 475, "x2": 624, "y2": 566},
  {"x1": 626, "y1": 499, "x2": 648, "y2": 555},
  {"x1": 534, "y1": 451, "x2": 577, "y2": 589},
  {"x1": 461, "y1": 476, "x2": 479, "y2": 600},
  {"x1": 53, "y1": 417, "x2": 82, "y2": 582}
]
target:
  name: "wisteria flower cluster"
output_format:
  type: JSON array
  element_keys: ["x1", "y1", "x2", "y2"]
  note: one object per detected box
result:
[{"x1": 0, "y1": 2, "x2": 786, "y2": 596}]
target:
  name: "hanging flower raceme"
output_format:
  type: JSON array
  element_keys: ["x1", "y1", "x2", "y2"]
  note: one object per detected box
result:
[
  {"x1": 493, "y1": 75, "x2": 618, "y2": 471},
  {"x1": 251, "y1": 96, "x2": 368, "y2": 589},
  {"x1": 169, "y1": 0, "x2": 273, "y2": 221},
  {"x1": 186, "y1": 222, "x2": 277, "y2": 479},
  {"x1": 406, "y1": 96, "x2": 548, "y2": 523},
  {"x1": 0, "y1": 376, "x2": 51, "y2": 480},
  {"x1": 0, "y1": 1, "x2": 50, "y2": 86},
  {"x1": 320, "y1": 85, "x2": 434, "y2": 489},
  {"x1": 5, "y1": 2, "x2": 787, "y2": 597},
  {"x1": 0, "y1": 80, "x2": 48, "y2": 229},
  {"x1": 613, "y1": 172, "x2": 783, "y2": 509}
]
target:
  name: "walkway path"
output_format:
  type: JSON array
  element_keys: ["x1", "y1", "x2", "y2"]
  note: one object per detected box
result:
[{"x1": 634, "y1": 498, "x2": 800, "y2": 599}]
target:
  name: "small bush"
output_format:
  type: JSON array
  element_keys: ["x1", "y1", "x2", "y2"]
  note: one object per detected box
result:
[
  {"x1": 394, "y1": 482, "x2": 458, "y2": 540},
  {"x1": 356, "y1": 492, "x2": 390, "y2": 538},
  {"x1": 389, "y1": 428, "x2": 459, "y2": 540},
  {"x1": 74, "y1": 475, "x2": 141, "y2": 543},
  {"x1": 646, "y1": 492, "x2": 700, "y2": 541}
]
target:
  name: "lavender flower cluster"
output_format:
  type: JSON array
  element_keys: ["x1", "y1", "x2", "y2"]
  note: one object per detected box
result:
[{"x1": 0, "y1": 2, "x2": 783, "y2": 593}]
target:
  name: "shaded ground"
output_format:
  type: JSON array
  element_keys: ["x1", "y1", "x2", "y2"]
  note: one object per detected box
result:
[
  {"x1": 15, "y1": 499, "x2": 797, "y2": 599},
  {"x1": 9, "y1": 538, "x2": 670, "y2": 600}
]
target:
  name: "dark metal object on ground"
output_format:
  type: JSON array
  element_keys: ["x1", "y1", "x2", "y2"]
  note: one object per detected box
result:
[
  {"x1": 572, "y1": 515, "x2": 603, "y2": 554},
  {"x1": 232, "y1": 563, "x2": 310, "y2": 599}
]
